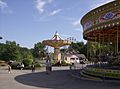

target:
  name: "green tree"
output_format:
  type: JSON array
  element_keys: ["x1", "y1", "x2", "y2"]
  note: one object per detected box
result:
[
  {"x1": 32, "y1": 42, "x2": 47, "y2": 60},
  {"x1": 0, "y1": 41, "x2": 21, "y2": 61},
  {"x1": 19, "y1": 47, "x2": 33, "y2": 62},
  {"x1": 0, "y1": 43, "x2": 6, "y2": 60},
  {"x1": 69, "y1": 42, "x2": 86, "y2": 54}
]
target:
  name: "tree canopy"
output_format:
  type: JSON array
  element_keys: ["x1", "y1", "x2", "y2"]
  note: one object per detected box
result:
[
  {"x1": 60, "y1": 41, "x2": 87, "y2": 56},
  {"x1": 32, "y1": 42, "x2": 47, "y2": 59}
]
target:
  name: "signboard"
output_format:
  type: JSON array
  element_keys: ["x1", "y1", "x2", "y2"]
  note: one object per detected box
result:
[{"x1": 100, "y1": 10, "x2": 120, "y2": 22}]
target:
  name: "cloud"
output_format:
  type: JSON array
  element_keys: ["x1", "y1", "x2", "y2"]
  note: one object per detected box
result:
[
  {"x1": 35, "y1": 0, "x2": 46, "y2": 13},
  {"x1": 72, "y1": 19, "x2": 80, "y2": 26},
  {"x1": 0, "y1": 0, "x2": 8, "y2": 11},
  {"x1": 0, "y1": 0, "x2": 12, "y2": 14},
  {"x1": 35, "y1": 0, "x2": 54, "y2": 13},
  {"x1": 90, "y1": 0, "x2": 114, "y2": 10},
  {"x1": 49, "y1": 9, "x2": 62, "y2": 16}
]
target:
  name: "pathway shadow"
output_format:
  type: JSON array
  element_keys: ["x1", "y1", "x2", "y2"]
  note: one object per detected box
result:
[
  {"x1": 15, "y1": 69, "x2": 120, "y2": 89},
  {"x1": 15, "y1": 70, "x2": 72, "y2": 89}
]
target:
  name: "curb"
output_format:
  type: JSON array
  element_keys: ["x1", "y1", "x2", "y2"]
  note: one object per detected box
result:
[
  {"x1": 70, "y1": 72, "x2": 103, "y2": 82},
  {"x1": 70, "y1": 71, "x2": 120, "y2": 83}
]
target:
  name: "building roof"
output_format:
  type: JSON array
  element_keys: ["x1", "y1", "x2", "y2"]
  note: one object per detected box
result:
[{"x1": 64, "y1": 54, "x2": 86, "y2": 59}]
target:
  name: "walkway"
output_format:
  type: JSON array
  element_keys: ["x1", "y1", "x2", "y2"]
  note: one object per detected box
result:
[{"x1": 0, "y1": 66, "x2": 120, "y2": 89}]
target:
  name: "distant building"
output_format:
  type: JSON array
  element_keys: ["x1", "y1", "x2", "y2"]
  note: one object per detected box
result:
[{"x1": 62, "y1": 53, "x2": 87, "y2": 64}]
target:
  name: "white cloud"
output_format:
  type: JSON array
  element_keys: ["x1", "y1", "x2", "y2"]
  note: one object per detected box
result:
[
  {"x1": 0, "y1": 0, "x2": 12, "y2": 14},
  {"x1": 49, "y1": 9, "x2": 62, "y2": 16},
  {"x1": 0, "y1": 0, "x2": 8, "y2": 11},
  {"x1": 35, "y1": 0, "x2": 54, "y2": 13},
  {"x1": 90, "y1": 0, "x2": 114, "y2": 10},
  {"x1": 72, "y1": 19, "x2": 80, "y2": 26},
  {"x1": 35, "y1": 0, "x2": 46, "y2": 13}
]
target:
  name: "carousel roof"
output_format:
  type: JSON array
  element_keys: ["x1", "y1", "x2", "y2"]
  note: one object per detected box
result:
[
  {"x1": 51, "y1": 31, "x2": 63, "y2": 41},
  {"x1": 42, "y1": 31, "x2": 71, "y2": 48}
]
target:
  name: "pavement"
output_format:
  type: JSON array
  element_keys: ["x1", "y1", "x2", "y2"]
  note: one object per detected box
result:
[{"x1": 0, "y1": 66, "x2": 120, "y2": 89}]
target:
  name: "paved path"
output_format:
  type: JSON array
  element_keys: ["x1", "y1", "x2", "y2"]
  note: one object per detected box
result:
[{"x1": 0, "y1": 66, "x2": 120, "y2": 89}]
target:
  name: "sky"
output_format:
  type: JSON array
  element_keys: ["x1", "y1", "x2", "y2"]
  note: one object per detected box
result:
[{"x1": 0, "y1": 0, "x2": 114, "y2": 49}]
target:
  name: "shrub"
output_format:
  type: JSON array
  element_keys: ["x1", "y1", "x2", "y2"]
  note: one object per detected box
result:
[
  {"x1": 22, "y1": 59, "x2": 33, "y2": 67},
  {"x1": 35, "y1": 62, "x2": 42, "y2": 67},
  {"x1": 52, "y1": 60, "x2": 58, "y2": 66},
  {"x1": 61, "y1": 61, "x2": 69, "y2": 66}
]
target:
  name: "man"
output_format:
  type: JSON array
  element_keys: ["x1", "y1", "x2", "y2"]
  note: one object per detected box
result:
[{"x1": 46, "y1": 55, "x2": 52, "y2": 74}]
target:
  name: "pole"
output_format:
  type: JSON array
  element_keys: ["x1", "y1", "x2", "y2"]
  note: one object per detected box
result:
[
  {"x1": 87, "y1": 41, "x2": 89, "y2": 60},
  {"x1": 99, "y1": 32, "x2": 101, "y2": 55},
  {"x1": 117, "y1": 26, "x2": 119, "y2": 53}
]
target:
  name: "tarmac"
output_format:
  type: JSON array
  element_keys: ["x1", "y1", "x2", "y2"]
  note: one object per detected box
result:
[{"x1": 0, "y1": 66, "x2": 120, "y2": 89}]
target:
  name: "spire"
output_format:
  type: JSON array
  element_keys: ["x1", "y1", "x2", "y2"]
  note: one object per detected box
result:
[
  {"x1": 51, "y1": 31, "x2": 62, "y2": 40},
  {"x1": 55, "y1": 31, "x2": 59, "y2": 36}
]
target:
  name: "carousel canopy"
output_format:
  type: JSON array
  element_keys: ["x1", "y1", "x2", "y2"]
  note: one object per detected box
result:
[
  {"x1": 42, "y1": 31, "x2": 71, "y2": 48},
  {"x1": 51, "y1": 31, "x2": 63, "y2": 41}
]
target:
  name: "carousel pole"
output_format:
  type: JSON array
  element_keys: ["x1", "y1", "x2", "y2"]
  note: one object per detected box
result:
[
  {"x1": 95, "y1": 34, "x2": 97, "y2": 56},
  {"x1": 109, "y1": 33, "x2": 111, "y2": 52},
  {"x1": 102, "y1": 31, "x2": 105, "y2": 54},
  {"x1": 87, "y1": 40, "x2": 89, "y2": 63},
  {"x1": 99, "y1": 32, "x2": 101, "y2": 55},
  {"x1": 117, "y1": 25, "x2": 119, "y2": 53}
]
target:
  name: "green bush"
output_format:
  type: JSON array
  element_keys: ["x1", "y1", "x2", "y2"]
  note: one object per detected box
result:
[
  {"x1": 52, "y1": 60, "x2": 57, "y2": 65},
  {"x1": 85, "y1": 68, "x2": 120, "y2": 78},
  {"x1": 22, "y1": 59, "x2": 33, "y2": 67},
  {"x1": 35, "y1": 62, "x2": 42, "y2": 67},
  {"x1": 61, "y1": 61, "x2": 69, "y2": 66}
]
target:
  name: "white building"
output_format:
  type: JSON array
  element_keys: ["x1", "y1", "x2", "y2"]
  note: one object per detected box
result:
[{"x1": 62, "y1": 53, "x2": 87, "y2": 64}]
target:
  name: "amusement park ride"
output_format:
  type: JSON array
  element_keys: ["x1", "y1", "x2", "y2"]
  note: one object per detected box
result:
[
  {"x1": 81, "y1": 0, "x2": 120, "y2": 53},
  {"x1": 42, "y1": 32, "x2": 71, "y2": 61}
]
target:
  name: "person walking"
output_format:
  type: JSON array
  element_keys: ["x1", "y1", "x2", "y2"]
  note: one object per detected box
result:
[
  {"x1": 45, "y1": 56, "x2": 52, "y2": 74},
  {"x1": 20, "y1": 63, "x2": 24, "y2": 70},
  {"x1": 8, "y1": 64, "x2": 11, "y2": 73},
  {"x1": 31, "y1": 62, "x2": 36, "y2": 73}
]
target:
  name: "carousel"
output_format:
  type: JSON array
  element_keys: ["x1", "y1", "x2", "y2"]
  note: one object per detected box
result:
[
  {"x1": 81, "y1": 0, "x2": 120, "y2": 54},
  {"x1": 42, "y1": 32, "x2": 71, "y2": 61},
  {"x1": 79, "y1": 1, "x2": 120, "y2": 80}
]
